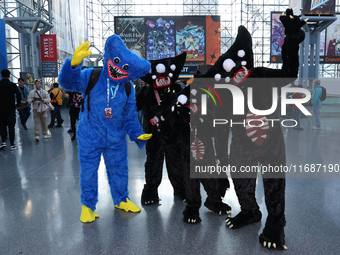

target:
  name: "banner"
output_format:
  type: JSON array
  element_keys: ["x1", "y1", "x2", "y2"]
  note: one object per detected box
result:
[
  {"x1": 321, "y1": 14, "x2": 340, "y2": 63},
  {"x1": 270, "y1": 12, "x2": 285, "y2": 63},
  {"x1": 0, "y1": 19, "x2": 8, "y2": 72},
  {"x1": 146, "y1": 17, "x2": 176, "y2": 60},
  {"x1": 115, "y1": 17, "x2": 146, "y2": 59},
  {"x1": 114, "y1": 15, "x2": 221, "y2": 66},
  {"x1": 40, "y1": 34, "x2": 57, "y2": 62},
  {"x1": 51, "y1": 0, "x2": 87, "y2": 61}
]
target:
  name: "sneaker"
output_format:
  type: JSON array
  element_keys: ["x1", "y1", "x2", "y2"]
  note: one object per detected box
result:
[
  {"x1": 71, "y1": 134, "x2": 76, "y2": 141},
  {"x1": 23, "y1": 125, "x2": 28, "y2": 130},
  {"x1": 35, "y1": 136, "x2": 40, "y2": 142},
  {"x1": 68, "y1": 129, "x2": 73, "y2": 133},
  {"x1": 10, "y1": 145, "x2": 17, "y2": 151},
  {"x1": 293, "y1": 127, "x2": 303, "y2": 130},
  {"x1": 43, "y1": 135, "x2": 48, "y2": 139},
  {"x1": 48, "y1": 124, "x2": 54, "y2": 128},
  {"x1": 55, "y1": 125, "x2": 63, "y2": 128},
  {"x1": 312, "y1": 126, "x2": 321, "y2": 130},
  {"x1": 0, "y1": 142, "x2": 6, "y2": 149}
]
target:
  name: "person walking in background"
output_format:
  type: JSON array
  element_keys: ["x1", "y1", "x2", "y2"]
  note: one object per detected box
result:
[
  {"x1": 65, "y1": 91, "x2": 82, "y2": 141},
  {"x1": 17, "y1": 78, "x2": 31, "y2": 130},
  {"x1": 48, "y1": 82, "x2": 63, "y2": 128},
  {"x1": 0, "y1": 69, "x2": 22, "y2": 150},
  {"x1": 27, "y1": 79, "x2": 50, "y2": 142},
  {"x1": 311, "y1": 79, "x2": 322, "y2": 130},
  {"x1": 293, "y1": 84, "x2": 305, "y2": 130}
]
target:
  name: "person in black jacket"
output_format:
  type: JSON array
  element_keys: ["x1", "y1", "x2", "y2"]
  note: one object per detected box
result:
[{"x1": 0, "y1": 69, "x2": 21, "y2": 150}]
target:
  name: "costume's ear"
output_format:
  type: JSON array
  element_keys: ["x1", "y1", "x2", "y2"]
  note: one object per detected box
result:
[
  {"x1": 175, "y1": 52, "x2": 187, "y2": 69},
  {"x1": 202, "y1": 25, "x2": 253, "y2": 79}
]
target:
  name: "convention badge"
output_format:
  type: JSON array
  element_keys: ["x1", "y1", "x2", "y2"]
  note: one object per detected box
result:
[
  {"x1": 105, "y1": 107, "x2": 113, "y2": 119},
  {"x1": 74, "y1": 103, "x2": 79, "y2": 108}
]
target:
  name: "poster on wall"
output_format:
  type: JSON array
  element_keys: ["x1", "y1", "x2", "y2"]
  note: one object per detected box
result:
[
  {"x1": 176, "y1": 16, "x2": 205, "y2": 65},
  {"x1": 270, "y1": 12, "x2": 285, "y2": 63},
  {"x1": 303, "y1": 0, "x2": 335, "y2": 15},
  {"x1": 321, "y1": 14, "x2": 340, "y2": 63},
  {"x1": 114, "y1": 15, "x2": 220, "y2": 66},
  {"x1": 145, "y1": 17, "x2": 176, "y2": 60},
  {"x1": 206, "y1": 16, "x2": 220, "y2": 66},
  {"x1": 115, "y1": 17, "x2": 146, "y2": 59}
]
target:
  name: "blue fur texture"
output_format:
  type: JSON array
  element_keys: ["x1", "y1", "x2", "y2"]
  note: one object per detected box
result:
[{"x1": 58, "y1": 34, "x2": 151, "y2": 210}]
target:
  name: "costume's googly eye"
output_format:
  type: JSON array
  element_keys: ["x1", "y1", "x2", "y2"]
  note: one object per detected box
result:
[
  {"x1": 169, "y1": 73, "x2": 173, "y2": 78},
  {"x1": 123, "y1": 64, "x2": 129, "y2": 70},
  {"x1": 241, "y1": 61, "x2": 247, "y2": 66},
  {"x1": 214, "y1": 73, "x2": 221, "y2": 82},
  {"x1": 223, "y1": 58, "x2": 236, "y2": 72},
  {"x1": 225, "y1": 77, "x2": 230, "y2": 83},
  {"x1": 178, "y1": 94, "x2": 188, "y2": 104},
  {"x1": 191, "y1": 89, "x2": 197, "y2": 96},
  {"x1": 152, "y1": 75, "x2": 157, "y2": 80},
  {"x1": 238, "y1": 50, "x2": 245, "y2": 58},
  {"x1": 156, "y1": 63, "x2": 166, "y2": 74},
  {"x1": 170, "y1": 64, "x2": 176, "y2": 71},
  {"x1": 114, "y1": 57, "x2": 120, "y2": 64},
  {"x1": 192, "y1": 98, "x2": 197, "y2": 103}
]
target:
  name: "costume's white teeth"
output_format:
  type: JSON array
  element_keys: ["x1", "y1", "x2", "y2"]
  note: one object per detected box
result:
[
  {"x1": 109, "y1": 62, "x2": 126, "y2": 78},
  {"x1": 156, "y1": 77, "x2": 171, "y2": 87}
]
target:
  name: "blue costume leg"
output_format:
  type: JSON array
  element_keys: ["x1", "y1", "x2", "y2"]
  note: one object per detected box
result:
[
  {"x1": 79, "y1": 145, "x2": 102, "y2": 211},
  {"x1": 102, "y1": 143, "x2": 129, "y2": 205}
]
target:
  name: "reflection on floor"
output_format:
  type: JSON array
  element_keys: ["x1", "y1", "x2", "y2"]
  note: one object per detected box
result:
[{"x1": 0, "y1": 109, "x2": 339, "y2": 254}]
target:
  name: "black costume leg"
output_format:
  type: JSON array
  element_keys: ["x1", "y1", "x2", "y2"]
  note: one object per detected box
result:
[
  {"x1": 142, "y1": 134, "x2": 164, "y2": 205},
  {"x1": 258, "y1": 140, "x2": 286, "y2": 249},
  {"x1": 226, "y1": 157, "x2": 262, "y2": 229},
  {"x1": 164, "y1": 138, "x2": 185, "y2": 200},
  {"x1": 202, "y1": 178, "x2": 231, "y2": 215}
]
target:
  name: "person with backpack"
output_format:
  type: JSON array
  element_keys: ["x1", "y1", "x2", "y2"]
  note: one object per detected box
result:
[
  {"x1": 48, "y1": 82, "x2": 63, "y2": 128},
  {"x1": 311, "y1": 78, "x2": 323, "y2": 130}
]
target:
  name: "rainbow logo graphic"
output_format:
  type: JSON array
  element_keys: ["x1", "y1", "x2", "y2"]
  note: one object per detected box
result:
[{"x1": 197, "y1": 82, "x2": 223, "y2": 107}]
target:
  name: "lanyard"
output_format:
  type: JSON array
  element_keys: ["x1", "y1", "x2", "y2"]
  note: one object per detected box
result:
[
  {"x1": 107, "y1": 78, "x2": 119, "y2": 107},
  {"x1": 154, "y1": 90, "x2": 161, "y2": 106}
]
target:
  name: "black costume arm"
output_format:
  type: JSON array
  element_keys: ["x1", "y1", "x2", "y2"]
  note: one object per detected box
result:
[{"x1": 253, "y1": 9, "x2": 305, "y2": 87}]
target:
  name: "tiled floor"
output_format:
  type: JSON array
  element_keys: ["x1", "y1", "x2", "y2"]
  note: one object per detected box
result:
[{"x1": 0, "y1": 109, "x2": 339, "y2": 255}]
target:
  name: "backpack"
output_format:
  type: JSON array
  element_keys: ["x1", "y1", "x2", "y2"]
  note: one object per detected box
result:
[
  {"x1": 320, "y1": 86, "x2": 327, "y2": 101},
  {"x1": 81, "y1": 67, "x2": 131, "y2": 116}
]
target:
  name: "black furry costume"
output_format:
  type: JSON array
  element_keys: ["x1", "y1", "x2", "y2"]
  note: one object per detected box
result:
[
  {"x1": 136, "y1": 53, "x2": 187, "y2": 205},
  {"x1": 174, "y1": 84, "x2": 231, "y2": 224},
  {"x1": 195, "y1": 9, "x2": 305, "y2": 249}
]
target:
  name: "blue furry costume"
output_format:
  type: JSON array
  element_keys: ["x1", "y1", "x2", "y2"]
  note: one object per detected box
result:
[{"x1": 58, "y1": 35, "x2": 151, "y2": 214}]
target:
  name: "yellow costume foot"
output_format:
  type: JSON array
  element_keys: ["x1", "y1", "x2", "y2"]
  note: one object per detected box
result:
[
  {"x1": 80, "y1": 205, "x2": 99, "y2": 223},
  {"x1": 115, "y1": 198, "x2": 141, "y2": 212}
]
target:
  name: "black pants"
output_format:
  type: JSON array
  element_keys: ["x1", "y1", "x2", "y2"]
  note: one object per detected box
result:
[
  {"x1": 69, "y1": 106, "x2": 80, "y2": 133},
  {"x1": 144, "y1": 132, "x2": 184, "y2": 195},
  {"x1": 18, "y1": 107, "x2": 31, "y2": 126},
  {"x1": 0, "y1": 110, "x2": 16, "y2": 145}
]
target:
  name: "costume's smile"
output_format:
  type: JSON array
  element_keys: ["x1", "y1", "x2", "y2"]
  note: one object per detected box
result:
[{"x1": 108, "y1": 59, "x2": 129, "y2": 80}]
